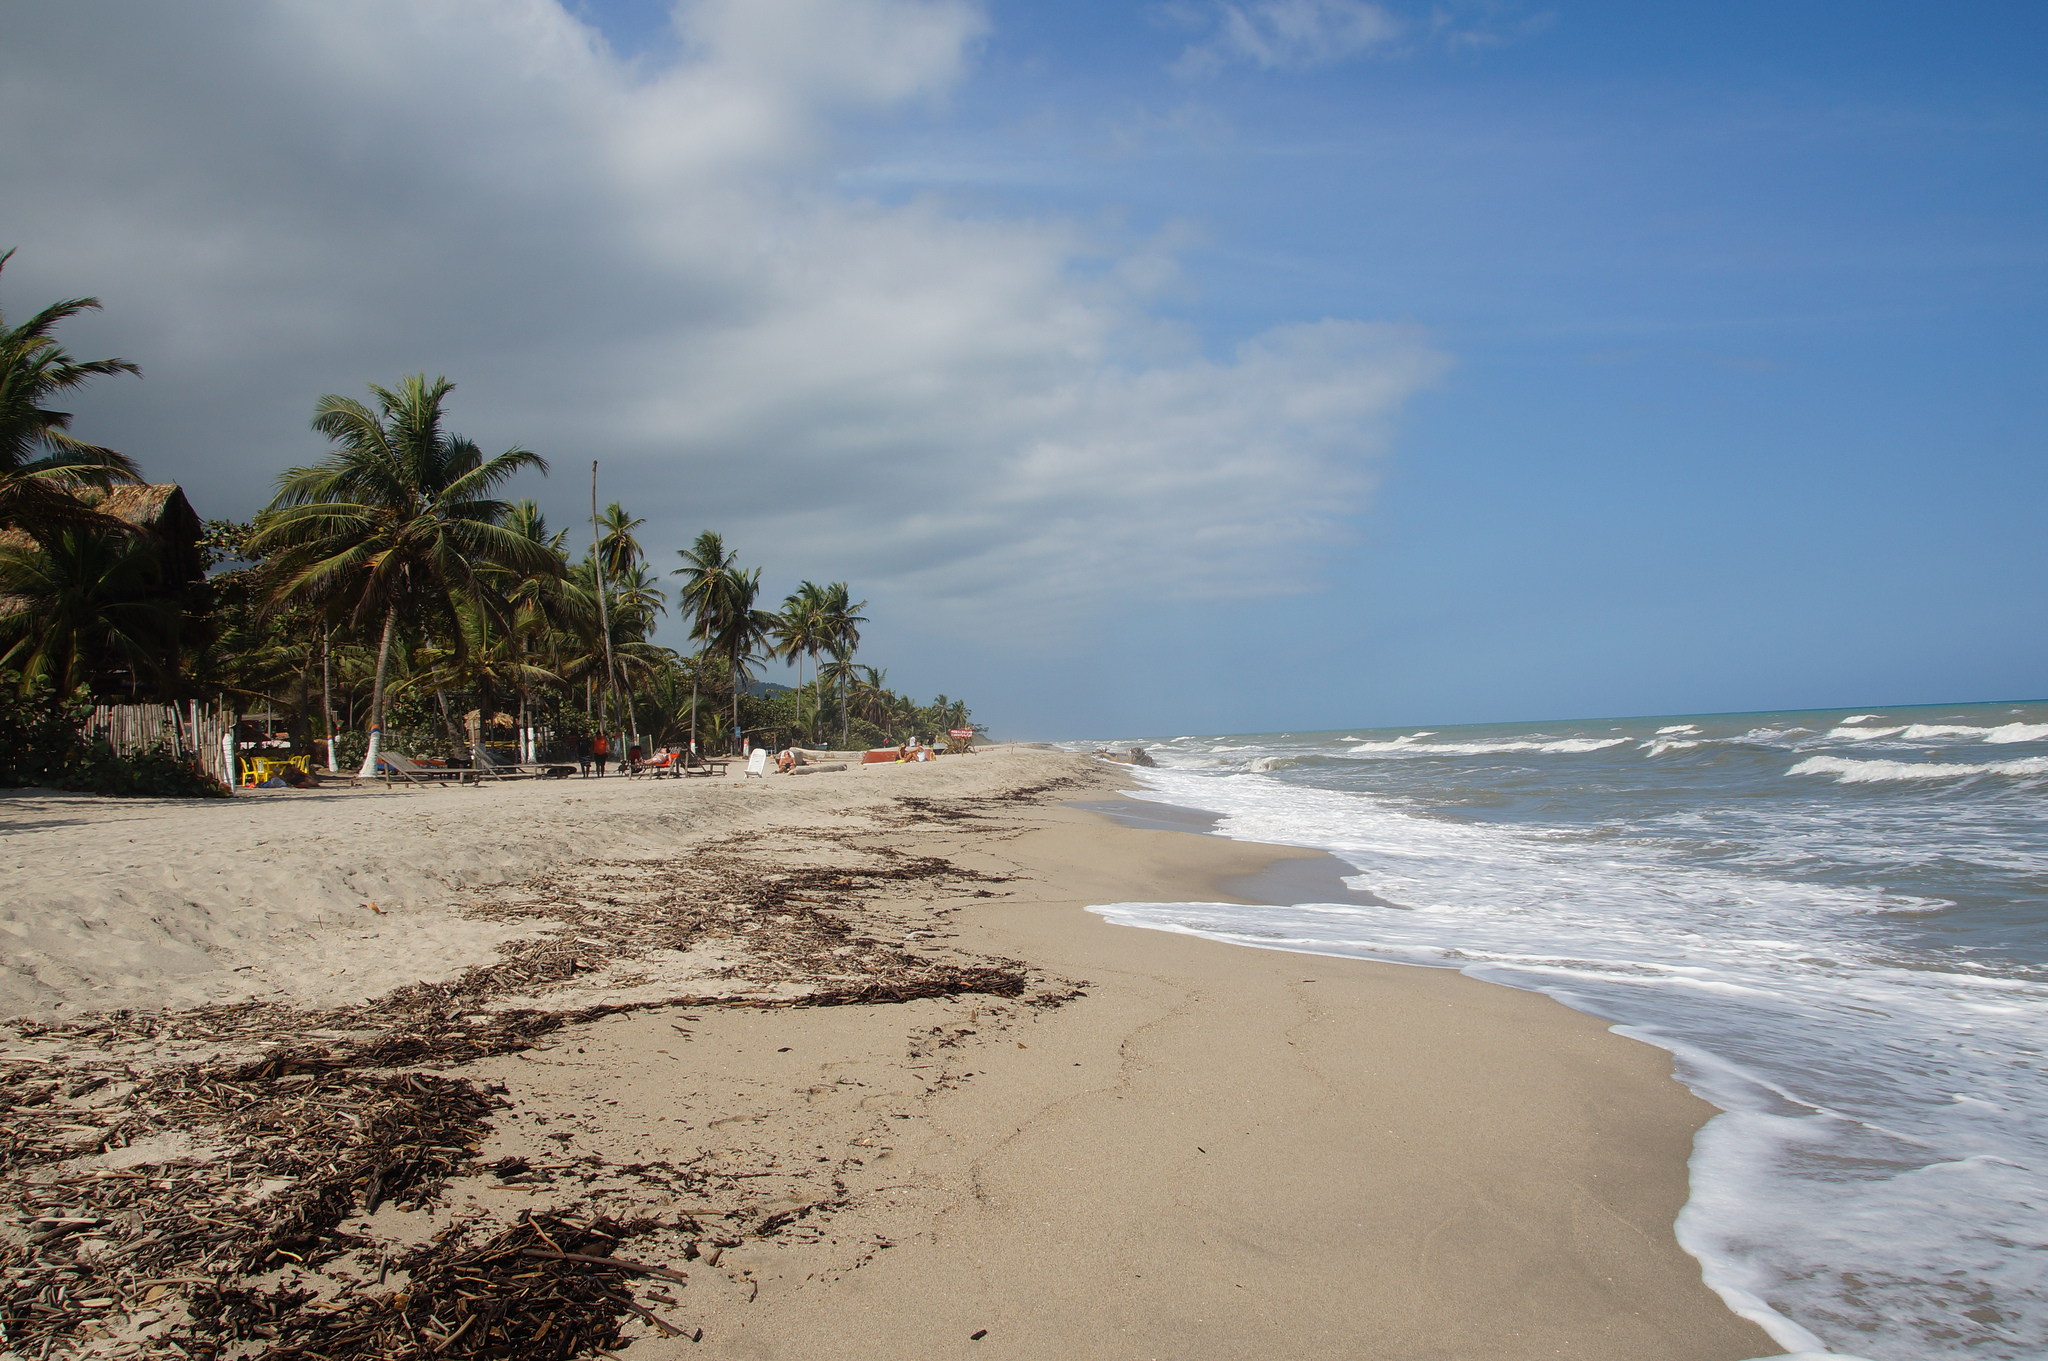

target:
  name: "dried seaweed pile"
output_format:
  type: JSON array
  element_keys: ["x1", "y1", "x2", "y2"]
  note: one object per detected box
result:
[
  {"x1": 3, "y1": 809, "x2": 1069, "y2": 1359},
  {"x1": 461, "y1": 840, "x2": 1021, "y2": 1005},
  {"x1": 3, "y1": 1059, "x2": 498, "y2": 1356},
  {"x1": 9, "y1": 834, "x2": 1031, "y2": 1080},
  {"x1": 219, "y1": 1212, "x2": 691, "y2": 1360}
]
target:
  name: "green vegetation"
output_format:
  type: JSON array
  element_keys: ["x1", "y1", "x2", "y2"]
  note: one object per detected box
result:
[
  {"x1": 0, "y1": 673, "x2": 226, "y2": 796},
  {"x1": 0, "y1": 251, "x2": 985, "y2": 789}
]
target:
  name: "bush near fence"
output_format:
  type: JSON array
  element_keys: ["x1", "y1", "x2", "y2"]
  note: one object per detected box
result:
[{"x1": 1, "y1": 677, "x2": 230, "y2": 798}]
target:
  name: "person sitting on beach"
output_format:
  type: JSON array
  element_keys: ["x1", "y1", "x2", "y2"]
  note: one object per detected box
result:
[
  {"x1": 777, "y1": 747, "x2": 796, "y2": 774},
  {"x1": 627, "y1": 743, "x2": 642, "y2": 774}
]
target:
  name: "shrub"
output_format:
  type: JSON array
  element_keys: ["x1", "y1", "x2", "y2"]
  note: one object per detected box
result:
[{"x1": 0, "y1": 672, "x2": 228, "y2": 797}]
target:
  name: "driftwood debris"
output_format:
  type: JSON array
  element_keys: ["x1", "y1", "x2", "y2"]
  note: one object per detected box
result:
[{"x1": 1, "y1": 802, "x2": 1076, "y2": 1359}]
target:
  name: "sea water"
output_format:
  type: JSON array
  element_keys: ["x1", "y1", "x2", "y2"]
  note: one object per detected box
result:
[{"x1": 1065, "y1": 701, "x2": 2048, "y2": 1360}]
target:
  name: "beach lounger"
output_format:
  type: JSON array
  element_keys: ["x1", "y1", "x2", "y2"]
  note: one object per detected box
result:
[
  {"x1": 377, "y1": 752, "x2": 474, "y2": 786},
  {"x1": 478, "y1": 753, "x2": 573, "y2": 780},
  {"x1": 680, "y1": 754, "x2": 731, "y2": 777},
  {"x1": 630, "y1": 750, "x2": 680, "y2": 777}
]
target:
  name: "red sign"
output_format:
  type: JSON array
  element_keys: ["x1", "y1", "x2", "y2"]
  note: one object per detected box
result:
[{"x1": 948, "y1": 729, "x2": 975, "y2": 740}]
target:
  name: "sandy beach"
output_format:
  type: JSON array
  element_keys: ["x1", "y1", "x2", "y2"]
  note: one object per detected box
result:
[{"x1": 1, "y1": 749, "x2": 1776, "y2": 1359}]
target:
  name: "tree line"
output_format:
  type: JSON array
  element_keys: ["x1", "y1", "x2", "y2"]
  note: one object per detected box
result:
[{"x1": 0, "y1": 251, "x2": 979, "y2": 782}]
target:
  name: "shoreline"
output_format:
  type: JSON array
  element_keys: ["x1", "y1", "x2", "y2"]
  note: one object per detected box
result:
[{"x1": 1, "y1": 751, "x2": 1776, "y2": 1359}]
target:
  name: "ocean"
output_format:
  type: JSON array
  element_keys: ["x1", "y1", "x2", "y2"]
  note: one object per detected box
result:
[{"x1": 1063, "y1": 701, "x2": 2048, "y2": 1361}]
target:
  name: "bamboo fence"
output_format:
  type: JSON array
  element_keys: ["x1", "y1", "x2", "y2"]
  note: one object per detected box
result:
[{"x1": 83, "y1": 701, "x2": 238, "y2": 786}]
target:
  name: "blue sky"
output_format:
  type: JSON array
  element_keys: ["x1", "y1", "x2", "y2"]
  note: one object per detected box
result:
[
  {"x1": 869, "y1": 0, "x2": 2048, "y2": 733},
  {"x1": 3, "y1": 1, "x2": 2042, "y2": 736}
]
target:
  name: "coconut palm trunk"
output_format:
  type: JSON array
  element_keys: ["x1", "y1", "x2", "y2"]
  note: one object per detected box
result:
[
  {"x1": 357, "y1": 606, "x2": 398, "y2": 779},
  {"x1": 321, "y1": 628, "x2": 338, "y2": 773}
]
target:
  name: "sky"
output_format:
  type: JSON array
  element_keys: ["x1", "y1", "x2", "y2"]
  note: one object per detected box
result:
[{"x1": 2, "y1": 0, "x2": 2042, "y2": 738}]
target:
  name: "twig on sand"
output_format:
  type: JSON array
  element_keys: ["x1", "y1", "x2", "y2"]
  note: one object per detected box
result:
[{"x1": 519, "y1": 1247, "x2": 691, "y2": 1285}]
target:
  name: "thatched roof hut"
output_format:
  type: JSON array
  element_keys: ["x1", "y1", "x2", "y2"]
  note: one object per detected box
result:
[
  {"x1": 93, "y1": 484, "x2": 205, "y2": 586},
  {"x1": 0, "y1": 484, "x2": 205, "y2": 587}
]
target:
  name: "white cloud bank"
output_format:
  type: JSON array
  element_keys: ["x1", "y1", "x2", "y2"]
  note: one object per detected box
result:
[{"x1": 0, "y1": 0, "x2": 1445, "y2": 633}]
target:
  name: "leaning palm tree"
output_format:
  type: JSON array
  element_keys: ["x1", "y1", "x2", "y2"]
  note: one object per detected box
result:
[
  {"x1": 250, "y1": 374, "x2": 555, "y2": 778},
  {"x1": 0, "y1": 249, "x2": 144, "y2": 542},
  {"x1": 673, "y1": 531, "x2": 744, "y2": 752}
]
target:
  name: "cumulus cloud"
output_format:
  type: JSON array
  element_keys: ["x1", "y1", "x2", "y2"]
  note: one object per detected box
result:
[{"x1": 0, "y1": 0, "x2": 1444, "y2": 640}]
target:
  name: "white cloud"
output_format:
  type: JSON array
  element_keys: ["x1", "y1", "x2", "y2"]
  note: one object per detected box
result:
[
  {"x1": 1177, "y1": 0, "x2": 1405, "y2": 74},
  {"x1": 0, "y1": 0, "x2": 1444, "y2": 640}
]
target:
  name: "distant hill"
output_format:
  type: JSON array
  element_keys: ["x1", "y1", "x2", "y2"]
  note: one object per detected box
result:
[{"x1": 743, "y1": 679, "x2": 793, "y2": 697}]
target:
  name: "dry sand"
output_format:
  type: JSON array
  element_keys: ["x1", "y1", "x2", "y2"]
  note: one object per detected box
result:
[{"x1": 0, "y1": 748, "x2": 1778, "y2": 1360}]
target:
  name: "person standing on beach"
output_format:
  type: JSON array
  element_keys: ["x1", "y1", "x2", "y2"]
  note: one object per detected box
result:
[
  {"x1": 593, "y1": 732, "x2": 610, "y2": 777},
  {"x1": 574, "y1": 734, "x2": 592, "y2": 777}
]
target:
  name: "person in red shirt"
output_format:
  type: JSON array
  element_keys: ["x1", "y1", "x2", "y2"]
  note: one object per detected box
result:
[{"x1": 593, "y1": 732, "x2": 610, "y2": 777}]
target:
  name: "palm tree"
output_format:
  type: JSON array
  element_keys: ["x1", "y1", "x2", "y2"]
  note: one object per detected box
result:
[
  {"x1": 250, "y1": 374, "x2": 555, "y2": 778},
  {"x1": 487, "y1": 500, "x2": 580, "y2": 757},
  {"x1": 819, "y1": 647, "x2": 858, "y2": 750},
  {"x1": 714, "y1": 568, "x2": 776, "y2": 753},
  {"x1": 772, "y1": 581, "x2": 829, "y2": 747},
  {"x1": 673, "y1": 531, "x2": 744, "y2": 753},
  {"x1": 0, "y1": 249, "x2": 144, "y2": 542},
  {"x1": 594, "y1": 501, "x2": 645, "y2": 581},
  {"x1": 820, "y1": 582, "x2": 866, "y2": 748},
  {"x1": 563, "y1": 554, "x2": 670, "y2": 745},
  {"x1": 607, "y1": 560, "x2": 668, "y2": 628},
  {"x1": 0, "y1": 527, "x2": 178, "y2": 696},
  {"x1": 852, "y1": 665, "x2": 893, "y2": 740},
  {"x1": 399, "y1": 597, "x2": 560, "y2": 767}
]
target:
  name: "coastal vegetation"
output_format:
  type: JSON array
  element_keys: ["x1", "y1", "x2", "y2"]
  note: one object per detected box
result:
[{"x1": 0, "y1": 253, "x2": 980, "y2": 788}]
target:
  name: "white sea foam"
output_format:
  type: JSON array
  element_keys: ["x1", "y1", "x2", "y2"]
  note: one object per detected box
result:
[
  {"x1": 1840, "y1": 715, "x2": 1885, "y2": 724},
  {"x1": 1899, "y1": 724, "x2": 1995, "y2": 741},
  {"x1": 1825, "y1": 725, "x2": 1905, "y2": 741},
  {"x1": 1738, "y1": 727, "x2": 1811, "y2": 744},
  {"x1": 1346, "y1": 733, "x2": 1432, "y2": 752},
  {"x1": 1347, "y1": 736, "x2": 1629, "y2": 757},
  {"x1": 1085, "y1": 756, "x2": 2048, "y2": 1358},
  {"x1": 1985, "y1": 723, "x2": 2048, "y2": 744},
  {"x1": 1642, "y1": 738, "x2": 1702, "y2": 756},
  {"x1": 1790, "y1": 755, "x2": 2048, "y2": 784},
  {"x1": 1657, "y1": 724, "x2": 1701, "y2": 735}
]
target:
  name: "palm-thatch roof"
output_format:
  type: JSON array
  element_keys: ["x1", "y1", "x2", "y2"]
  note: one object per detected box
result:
[{"x1": 0, "y1": 484, "x2": 204, "y2": 585}]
